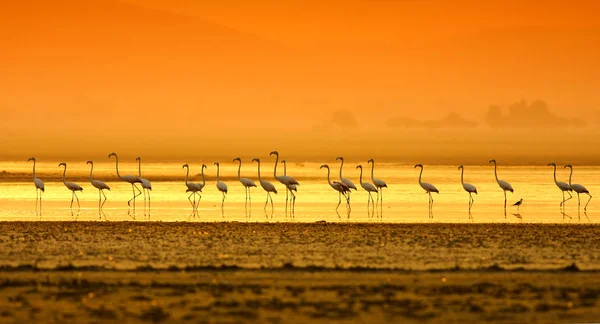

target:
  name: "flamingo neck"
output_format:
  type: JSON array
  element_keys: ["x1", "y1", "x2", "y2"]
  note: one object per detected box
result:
[
  {"x1": 184, "y1": 166, "x2": 189, "y2": 186},
  {"x1": 216, "y1": 165, "x2": 220, "y2": 182},
  {"x1": 358, "y1": 167, "x2": 363, "y2": 184},
  {"x1": 552, "y1": 165, "x2": 558, "y2": 185},
  {"x1": 282, "y1": 162, "x2": 287, "y2": 176},
  {"x1": 61, "y1": 165, "x2": 67, "y2": 184},
  {"x1": 89, "y1": 164, "x2": 94, "y2": 182},
  {"x1": 568, "y1": 167, "x2": 573, "y2": 186},
  {"x1": 32, "y1": 160, "x2": 36, "y2": 179},
  {"x1": 236, "y1": 161, "x2": 242, "y2": 181},
  {"x1": 339, "y1": 159, "x2": 344, "y2": 180},
  {"x1": 272, "y1": 154, "x2": 279, "y2": 178},
  {"x1": 325, "y1": 167, "x2": 333, "y2": 186},
  {"x1": 370, "y1": 162, "x2": 375, "y2": 182},
  {"x1": 493, "y1": 162, "x2": 499, "y2": 183},
  {"x1": 418, "y1": 166, "x2": 423, "y2": 185},
  {"x1": 460, "y1": 167, "x2": 464, "y2": 186},
  {"x1": 256, "y1": 161, "x2": 262, "y2": 181},
  {"x1": 137, "y1": 159, "x2": 142, "y2": 177},
  {"x1": 201, "y1": 167, "x2": 206, "y2": 187},
  {"x1": 113, "y1": 156, "x2": 123, "y2": 180}
]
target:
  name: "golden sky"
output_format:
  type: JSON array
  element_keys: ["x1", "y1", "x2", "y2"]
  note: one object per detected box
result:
[{"x1": 1, "y1": 0, "x2": 599, "y2": 163}]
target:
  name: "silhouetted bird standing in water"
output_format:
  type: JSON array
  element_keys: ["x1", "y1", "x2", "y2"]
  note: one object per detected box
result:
[{"x1": 513, "y1": 198, "x2": 523, "y2": 212}]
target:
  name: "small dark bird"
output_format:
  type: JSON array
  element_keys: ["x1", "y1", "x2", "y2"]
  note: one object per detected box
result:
[{"x1": 513, "y1": 198, "x2": 523, "y2": 211}]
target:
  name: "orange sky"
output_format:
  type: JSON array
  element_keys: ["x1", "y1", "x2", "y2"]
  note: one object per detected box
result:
[{"x1": 1, "y1": 0, "x2": 599, "y2": 163}]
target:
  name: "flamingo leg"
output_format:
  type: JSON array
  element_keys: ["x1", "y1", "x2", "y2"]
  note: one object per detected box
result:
[
  {"x1": 98, "y1": 190, "x2": 101, "y2": 211},
  {"x1": 264, "y1": 193, "x2": 269, "y2": 211},
  {"x1": 564, "y1": 191, "x2": 573, "y2": 205},
  {"x1": 70, "y1": 191, "x2": 75, "y2": 209},
  {"x1": 147, "y1": 190, "x2": 151, "y2": 214},
  {"x1": 285, "y1": 189, "x2": 289, "y2": 214},
  {"x1": 143, "y1": 188, "x2": 146, "y2": 213},
  {"x1": 74, "y1": 192, "x2": 80, "y2": 209},
  {"x1": 336, "y1": 192, "x2": 342, "y2": 211},
  {"x1": 380, "y1": 188, "x2": 383, "y2": 208},
  {"x1": 585, "y1": 193, "x2": 592, "y2": 211},
  {"x1": 503, "y1": 191, "x2": 507, "y2": 210},
  {"x1": 270, "y1": 192, "x2": 274, "y2": 213},
  {"x1": 221, "y1": 192, "x2": 226, "y2": 210},
  {"x1": 101, "y1": 190, "x2": 108, "y2": 209},
  {"x1": 188, "y1": 192, "x2": 195, "y2": 210},
  {"x1": 39, "y1": 190, "x2": 42, "y2": 214},
  {"x1": 560, "y1": 191, "x2": 565, "y2": 207}
]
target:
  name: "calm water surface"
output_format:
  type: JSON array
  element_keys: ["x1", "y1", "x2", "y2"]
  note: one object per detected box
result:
[{"x1": 0, "y1": 161, "x2": 597, "y2": 223}]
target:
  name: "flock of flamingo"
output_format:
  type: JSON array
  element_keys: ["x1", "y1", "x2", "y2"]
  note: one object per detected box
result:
[{"x1": 26, "y1": 153, "x2": 593, "y2": 217}]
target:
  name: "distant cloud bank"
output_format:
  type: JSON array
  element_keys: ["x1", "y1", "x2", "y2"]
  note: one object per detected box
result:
[{"x1": 386, "y1": 112, "x2": 477, "y2": 129}]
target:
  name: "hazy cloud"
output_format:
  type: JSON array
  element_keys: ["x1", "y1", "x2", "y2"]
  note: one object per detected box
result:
[
  {"x1": 313, "y1": 110, "x2": 358, "y2": 132},
  {"x1": 386, "y1": 112, "x2": 477, "y2": 129},
  {"x1": 485, "y1": 100, "x2": 586, "y2": 128}
]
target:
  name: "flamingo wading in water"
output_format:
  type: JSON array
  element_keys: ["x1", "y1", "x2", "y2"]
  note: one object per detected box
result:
[
  {"x1": 252, "y1": 158, "x2": 277, "y2": 213},
  {"x1": 233, "y1": 157, "x2": 256, "y2": 209},
  {"x1": 182, "y1": 164, "x2": 203, "y2": 212},
  {"x1": 270, "y1": 151, "x2": 299, "y2": 212},
  {"x1": 136, "y1": 157, "x2": 152, "y2": 212},
  {"x1": 489, "y1": 159, "x2": 514, "y2": 210},
  {"x1": 281, "y1": 160, "x2": 297, "y2": 193},
  {"x1": 414, "y1": 164, "x2": 439, "y2": 215},
  {"x1": 548, "y1": 162, "x2": 572, "y2": 208},
  {"x1": 356, "y1": 165, "x2": 377, "y2": 211},
  {"x1": 564, "y1": 164, "x2": 592, "y2": 211},
  {"x1": 458, "y1": 165, "x2": 477, "y2": 212},
  {"x1": 27, "y1": 157, "x2": 45, "y2": 212},
  {"x1": 336, "y1": 157, "x2": 357, "y2": 203},
  {"x1": 108, "y1": 152, "x2": 142, "y2": 210},
  {"x1": 367, "y1": 159, "x2": 387, "y2": 206},
  {"x1": 87, "y1": 160, "x2": 110, "y2": 211},
  {"x1": 320, "y1": 164, "x2": 350, "y2": 211},
  {"x1": 58, "y1": 162, "x2": 83, "y2": 209},
  {"x1": 214, "y1": 162, "x2": 228, "y2": 210}
]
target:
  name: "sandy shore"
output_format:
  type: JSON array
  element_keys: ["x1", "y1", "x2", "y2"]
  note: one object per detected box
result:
[{"x1": 1, "y1": 222, "x2": 600, "y2": 323}]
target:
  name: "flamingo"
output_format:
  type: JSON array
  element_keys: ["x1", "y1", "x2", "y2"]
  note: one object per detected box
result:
[
  {"x1": 58, "y1": 162, "x2": 83, "y2": 209},
  {"x1": 252, "y1": 158, "x2": 277, "y2": 212},
  {"x1": 108, "y1": 152, "x2": 142, "y2": 210},
  {"x1": 458, "y1": 165, "x2": 477, "y2": 212},
  {"x1": 281, "y1": 160, "x2": 297, "y2": 193},
  {"x1": 86, "y1": 160, "x2": 110, "y2": 210},
  {"x1": 233, "y1": 157, "x2": 256, "y2": 207},
  {"x1": 489, "y1": 159, "x2": 514, "y2": 210},
  {"x1": 270, "y1": 151, "x2": 299, "y2": 211},
  {"x1": 564, "y1": 164, "x2": 592, "y2": 211},
  {"x1": 356, "y1": 165, "x2": 378, "y2": 210},
  {"x1": 414, "y1": 164, "x2": 438, "y2": 214},
  {"x1": 548, "y1": 162, "x2": 572, "y2": 208},
  {"x1": 336, "y1": 157, "x2": 357, "y2": 201},
  {"x1": 214, "y1": 162, "x2": 228, "y2": 209},
  {"x1": 320, "y1": 164, "x2": 350, "y2": 211},
  {"x1": 182, "y1": 164, "x2": 203, "y2": 211},
  {"x1": 367, "y1": 159, "x2": 387, "y2": 206},
  {"x1": 27, "y1": 157, "x2": 45, "y2": 211},
  {"x1": 136, "y1": 157, "x2": 152, "y2": 212}
]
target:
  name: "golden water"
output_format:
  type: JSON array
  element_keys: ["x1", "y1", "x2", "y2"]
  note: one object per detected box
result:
[{"x1": 0, "y1": 161, "x2": 597, "y2": 222}]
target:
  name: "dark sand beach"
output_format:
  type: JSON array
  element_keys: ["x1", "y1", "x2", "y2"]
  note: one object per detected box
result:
[{"x1": 1, "y1": 222, "x2": 600, "y2": 323}]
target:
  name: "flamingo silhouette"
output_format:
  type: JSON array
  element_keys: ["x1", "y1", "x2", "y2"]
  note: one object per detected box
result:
[
  {"x1": 356, "y1": 165, "x2": 377, "y2": 211},
  {"x1": 136, "y1": 157, "x2": 152, "y2": 213},
  {"x1": 86, "y1": 161, "x2": 110, "y2": 211},
  {"x1": 281, "y1": 160, "x2": 297, "y2": 193},
  {"x1": 320, "y1": 164, "x2": 350, "y2": 211},
  {"x1": 27, "y1": 157, "x2": 45, "y2": 213},
  {"x1": 548, "y1": 162, "x2": 572, "y2": 208},
  {"x1": 252, "y1": 158, "x2": 277, "y2": 213},
  {"x1": 108, "y1": 153, "x2": 142, "y2": 211},
  {"x1": 458, "y1": 165, "x2": 477, "y2": 212},
  {"x1": 415, "y1": 164, "x2": 438, "y2": 215},
  {"x1": 564, "y1": 164, "x2": 592, "y2": 211},
  {"x1": 270, "y1": 151, "x2": 299, "y2": 212},
  {"x1": 336, "y1": 157, "x2": 357, "y2": 203},
  {"x1": 489, "y1": 159, "x2": 514, "y2": 210},
  {"x1": 367, "y1": 159, "x2": 387, "y2": 206},
  {"x1": 182, "y1": 164, "x2": 203, "y2": 212},
  {"x1": 233, "y1": 157, "x2": 256, "y2": 209},
  {"x1": 58, "y1": 162, "x2": 83, "y2": 209},
  {"x1": 214, "y1": 162, "x2": 228, "y2": 210}
]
